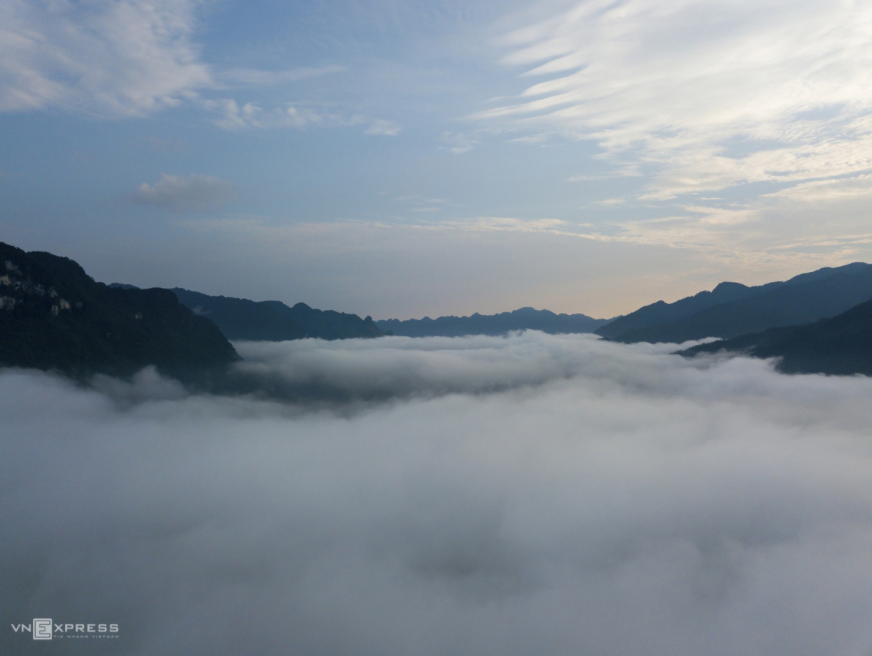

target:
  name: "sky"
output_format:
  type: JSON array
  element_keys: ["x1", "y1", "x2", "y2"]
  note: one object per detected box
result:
[
  {"x1": 5, "y1": 333, "x2": 872, "y2": 655},
  {"x1": 2, "y1": 0, "x2": 872, "y2": 319}
]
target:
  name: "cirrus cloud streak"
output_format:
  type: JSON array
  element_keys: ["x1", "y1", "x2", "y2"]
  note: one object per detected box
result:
[
  {"x1": 0, "y1": 0, "x2": 210, "y2": 116},
  {"x1": 482, "y1": 0, "x2": 872, "y2": 198}
]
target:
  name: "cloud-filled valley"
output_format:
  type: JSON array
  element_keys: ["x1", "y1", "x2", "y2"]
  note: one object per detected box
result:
[
  {"x1": 4, "y1": 1, "x2": 872, "y2": 653},
  {"x1": 3, "y1": 333, "x2": 872, "y2": 655}
]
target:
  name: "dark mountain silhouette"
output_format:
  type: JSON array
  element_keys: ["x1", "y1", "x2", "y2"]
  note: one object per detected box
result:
[
  {"x1": 0, "y1": 242, "x2": 239, "y2": 380},
  {"x1": 377, "y1": 307, "x2": 609, "y2": 337},
  {"x1": 597, "y1": 263, "x2": 872, "y2": 343},
  {"x1": 171, "y1": 288, "x2": 384, "y2": 341},
  {"x1": 680, "y1": 297, "x2": 872, "y2": 376},
  {"x1": 595, "y1": 281, "x2": 780, "y2": 340}
]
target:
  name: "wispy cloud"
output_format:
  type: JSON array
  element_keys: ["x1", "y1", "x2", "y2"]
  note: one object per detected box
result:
[
  {"x1": 0, "y1": 0, "x2": 211, "y2": 116},
  {"x1": 437, "y1": 216, "x2": 569, "y2": 234},
  {"x1": 202, "y1": 97, "x2": 397, "y2": 135},
  {"x1": 481, "y1": 0, "x2": 872, "y2": 198},
  {"x1": 394, "y1": 195, "x2": 450, "y2": 214},
  {"x1": 0, "y1": 2, "x2": 352, "y2": 127},
  {"x1": 568, "y1": 167, "x2": 642, "y2": 182},
  {"x1": 764, "y1": 173, "x2": 872, "y2": 204},
  {"x1": 203, "y1": 99, "x2": 329, "y2": 130},
  {"x1": 217, "y1": 65, "x2": 346, "y2": 87},
  {"x1": 440, "y1": 131, "x2": 481, "y2": 154},
  {"x1": 365, "y1": 119, "x2": 402, "y2": 136},
  {"x1": 188, "y1": 215, "x2": 596, "y2": 254},
  {"x1": 130, "y1": 173, "x2": 236, "y2": 213}
]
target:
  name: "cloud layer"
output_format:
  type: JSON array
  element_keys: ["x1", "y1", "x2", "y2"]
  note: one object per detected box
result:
[
  {"x1": 3, "y1": 333, "x2": 872, "y2": 655},
  {"x1": 131, "y1": 173, "x2": 236, "y2": 213}
]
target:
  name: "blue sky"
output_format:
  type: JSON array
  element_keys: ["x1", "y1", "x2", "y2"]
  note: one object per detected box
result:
[{"x1": 2, "y1": 0, "x2": 872, "y2": 319}]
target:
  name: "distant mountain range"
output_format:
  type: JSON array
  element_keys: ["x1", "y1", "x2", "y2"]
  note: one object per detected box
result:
[
  {"x1": 680, "y1": 297, "x2": 872, "y2": 376},
  {"x1": 597, "y1": 263, "x2": 872, "y2": 343},
  {"x1": 170, "y1": 288, "x2": 384, "y2": 341},
  {"x1": 4, "y1": 238, "x2": 872, "y2": 381},
  {"x1": 377, "y1": 307, "x2": 609, "y2": 337},
  {"x1": 0, "y1": 242, "x2": 238, "y2": 380}
]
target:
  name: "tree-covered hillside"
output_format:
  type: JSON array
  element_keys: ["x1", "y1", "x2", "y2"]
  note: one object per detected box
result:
[{"x1": 0, "y1": 242, "x2": 239, "y2": 380}]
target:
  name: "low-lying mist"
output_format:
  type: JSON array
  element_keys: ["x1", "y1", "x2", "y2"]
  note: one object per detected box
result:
[{"x1": 3, "y1": 333, "x2": 872, "y2": 655}]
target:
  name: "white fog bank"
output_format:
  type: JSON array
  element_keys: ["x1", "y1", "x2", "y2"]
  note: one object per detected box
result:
[{"x1": 2, "y1": 333, "x2": 872, "y2": 655}]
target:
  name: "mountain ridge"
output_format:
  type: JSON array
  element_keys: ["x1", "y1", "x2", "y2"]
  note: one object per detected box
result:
[
  {"x1": 597, "y1": 262, "x2": 872, "y2": 343},
  {"x1": 377, "y1": 307, "x2": 610, "y2": 337},
  {"x1": 171, "y1": 288, "x2": 385, "y2": 341},
  {"x1": 680, "y1": 297, "x2": 872, "y2": 376}
]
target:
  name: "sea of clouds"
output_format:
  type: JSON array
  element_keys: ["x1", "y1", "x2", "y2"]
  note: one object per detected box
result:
[{"x1": 3, "y1": 332, "x2": 872, "y2": 655}]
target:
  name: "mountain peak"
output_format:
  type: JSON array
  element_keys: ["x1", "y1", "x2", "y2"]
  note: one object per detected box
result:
[{"x1": 712, "y1": 281, "x2": 748, "y2": 294}]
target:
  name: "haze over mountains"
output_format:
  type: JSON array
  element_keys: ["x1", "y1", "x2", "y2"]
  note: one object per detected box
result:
[{"x1": 377, "y1": 307, "x2": 609, "y2": 337}]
